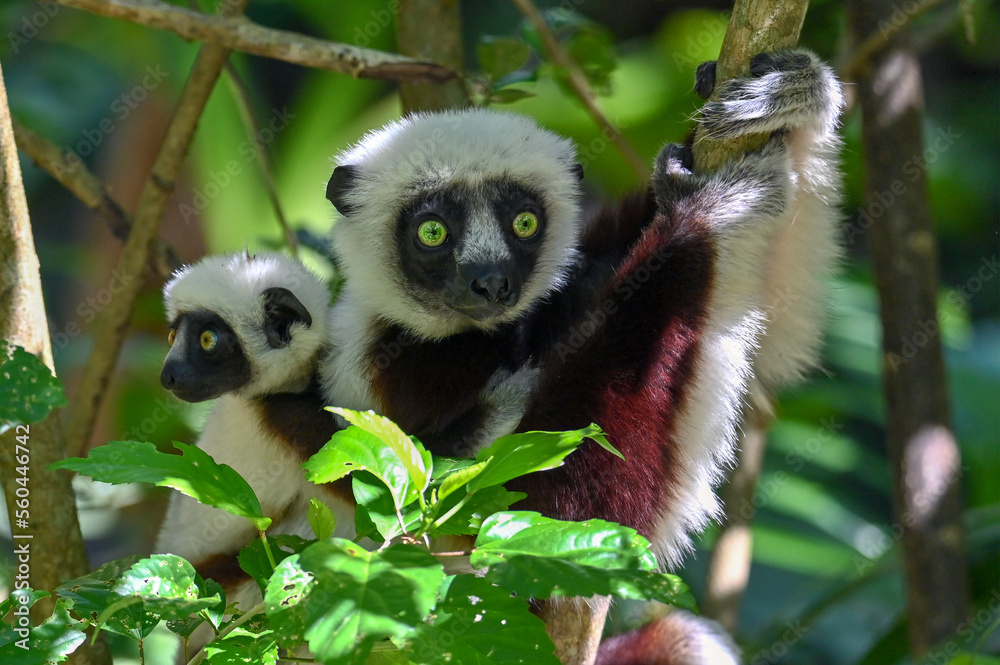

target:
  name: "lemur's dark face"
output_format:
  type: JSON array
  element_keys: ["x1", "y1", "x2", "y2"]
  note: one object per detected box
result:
[
  {"x1": 160, "y1": 311, "x2": 250, "y2": 402},
  {"x1": 392, "y1": 180, "x2": 549, "y2": 323}
]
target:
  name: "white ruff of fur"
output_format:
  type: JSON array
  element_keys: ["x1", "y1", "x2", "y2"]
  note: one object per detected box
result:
[
  {"x1": 163, "y1": 252, "x2": 331, "y2": 396},
  {"x1": 329, "y1": 109, "x2": 582, "y2": 341}
]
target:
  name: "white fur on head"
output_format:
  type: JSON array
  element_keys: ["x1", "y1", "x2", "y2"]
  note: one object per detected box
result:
[
  {"x1": 329, "y1": 109, "x2": 582, "y2": 340},
  {"x1": 163, "y1": 252, "x2": 331, "y2": 396}
]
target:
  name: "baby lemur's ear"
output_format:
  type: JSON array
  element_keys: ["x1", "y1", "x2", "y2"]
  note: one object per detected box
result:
[
  {"x1": 262, "y1": 287, "x2": 311, "y2": 349},
  {"x1": 326, "y1": 165, "x2": 359, "y2": 215}
]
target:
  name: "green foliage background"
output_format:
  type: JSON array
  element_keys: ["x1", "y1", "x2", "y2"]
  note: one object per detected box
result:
[{"x1": 1, "y1": 0, "x2": 997, "y2": 663}]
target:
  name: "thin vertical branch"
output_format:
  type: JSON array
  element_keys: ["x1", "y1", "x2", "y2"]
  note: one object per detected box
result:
[
  {"x1": 0, "y1": 62, "x2": 110, "y2": 665},
  {"x1": 847, "y1": 0, "x2": 970, "y2": 656},
  {"x1": 222, "y1": 64, "x2": 297, "y2": 255},
  {"x1": 702, "y1": 394, "x2": 770, "y2": 632},
  {"x1": 63, "y1": 0, "x2": 251, "y2": 458}
]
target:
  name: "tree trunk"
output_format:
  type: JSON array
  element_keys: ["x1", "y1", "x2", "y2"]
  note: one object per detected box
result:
[
  {"x1": 395, "y1": 0, "x2": 468, "y2": 112},
  {"x1": 0, "y1": 61, "x2": 111, "y2": 665},
  {"x1": 846, "y1": 0, "x2": 970, "y2": 657}
]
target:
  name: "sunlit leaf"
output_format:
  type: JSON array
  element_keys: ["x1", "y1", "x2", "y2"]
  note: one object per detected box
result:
[{"x1": 50, "y1": 441, "x2": 270, "y2": 531}]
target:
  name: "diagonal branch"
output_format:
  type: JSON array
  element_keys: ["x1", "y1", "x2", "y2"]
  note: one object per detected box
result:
[
  {"x1": 11, "y1": 116, "x2": 182, "y2": 278},
  {"x1": 63, "y1": 0, "x2": 250, "y2": 458},
  {"x1": 510, "y1": 0, "x2": 649, "y2": 182},
  {"x1": 53, "y1": 0, "x2": 457, "y2": 83}
]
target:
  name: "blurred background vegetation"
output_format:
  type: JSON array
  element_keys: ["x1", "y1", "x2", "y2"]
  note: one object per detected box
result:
[{"x1": 0, "y1": 0, "x2": 997, "y2": 663}]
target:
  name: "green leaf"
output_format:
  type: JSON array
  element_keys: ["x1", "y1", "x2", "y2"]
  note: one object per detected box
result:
[
  {"x1": 0, "y1": 344, "x2": 66, "y2": 433},
  {"x1": 469, "y1": 425, "x2": 615, "y2": 492},
  {"x1": 202, "y1": 621, "x2": 279, "y2": 665},
  {"x1": 352, "y1": 471, "x2": 415, "y2": 542},
  {"x1": 57, "y1": 555, "x2": 156, "y2": 639},
  {"x1": 428, "y1": 486, "x2": 528, "y2": 537},
  {"x1": 0, "y1": 596, "x2": 86, "y2": 664},
  {"x1": 472, "y1": 512, "x2": 657, "y2": 571},
  {"x1": 477, "y1": 36, "x2": 532, "y2": 80},
  {"x1": 486, "y1": 557, "x2": 696, "y2": 607},
  {"x1": 306, "y1": 409, "x2": 431, "y2": 511},
  {"x1": 165, "y1": 573, "x2": 224, "y2": 638},
  {"x1": 297, "y1": 539, "x2": 446, "y2": 664},
  {"x1": 565, "y1": 23, "x2": 616, "y2": 92},
  {"x1": 238, "y1": 534, "x2": 310, "y2": 593},
  {"x1": 406, "y1": 575, "x2": 559, "y2": 665},
  {"x1": 110, "y1": 555, "x2": 222, "y2": 623},
  {"x1": 308, "y1": 497, "x2": 338, "y2": 540},
  {"x1": 489, "y1": 88, "x2": 537, "y2": 105},
  {"x1": 436, "y1": 460, "x2": 490, "y2": 503},
  {"x1": 50, "y1": 440, "x2": 271, "y2": 531},
  {"x1": 263, "y1": 555, "x2": 313, "y2": 651}
]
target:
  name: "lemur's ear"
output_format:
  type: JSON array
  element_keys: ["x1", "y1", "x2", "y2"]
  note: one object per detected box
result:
[
  {"x1": 571, "y1": 163, "x2": 584, "y2": 181},
  {"x1": 326, "y1": 165, "x2": 359, "y2": 215},
  {"x1": 262, "y1": 287, "x2": 312, "y2": 349}
]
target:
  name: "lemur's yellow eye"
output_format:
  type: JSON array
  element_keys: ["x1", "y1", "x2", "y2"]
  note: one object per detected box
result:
[
  {"x1": 512, "y1": 212, "x2": 539, "y2": 239},
  {"x1": 200, "y1": 330, "x2": 218, "y2": 352},
  {"x1": 167, "y1": 330, "x2": 176, "y2": 347},
  {"x1": 417, "y1": 220, "x2": 448, "y2": 247}
]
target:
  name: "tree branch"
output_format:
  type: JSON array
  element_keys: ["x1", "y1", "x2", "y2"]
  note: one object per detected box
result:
[
  {"x1": 510, "y1": 0, "x2": 649, "y2": 182},
  {"x1": 63, "y1": 0, "x2": 250, "y2": 458},
  {"x1": 53, "y1": 0, "x2": 457, "y2": 83},
  {"x1": 0, "y1": 62, "x2": 111, "y2": 665},
  {"x1": 692, "y1": 0, "x2": 809, "y2": 172},
  {"x1": 11, "y1": 116, "x2": 182, "y2": 279},
  {"x1": 847, "y1": 0, "x2": 970, "y2": 656},
  {"x1": 395, "y1": 0, "x2": 469, "y2": 112}
]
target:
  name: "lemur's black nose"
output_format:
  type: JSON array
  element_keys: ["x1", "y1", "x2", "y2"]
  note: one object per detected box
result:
[{"x1": 470, "y1": 272, "x2": 511, "y2": 302}]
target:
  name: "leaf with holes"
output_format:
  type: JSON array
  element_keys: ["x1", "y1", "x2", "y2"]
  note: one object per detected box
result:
[
  {"x1": 406, "y1": 575, "x2": 559, "y2": 665},
  {"x1": 297, "y1": 539, "x2": 446, "y2": 664},
  {"x1": 0, "y1": 594, "x2": 86, "y2": 664},
  {"x1": 0, "y1": 344, "x2": 66, "y2": 433}
]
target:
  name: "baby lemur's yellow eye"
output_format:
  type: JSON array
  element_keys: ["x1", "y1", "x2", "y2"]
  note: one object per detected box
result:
[
  {"x1": 512, "y1": 212, "x2": 539, "y2": 239},
  {"x1": 417, "y1": 220, "x2": 448, "y2": 247},
  {"x1": 167, "y1": 330, "x2": 176, "y2": 346},
  {"x1": 200, "y1": 330, "x2": 218, "y2": 352}
]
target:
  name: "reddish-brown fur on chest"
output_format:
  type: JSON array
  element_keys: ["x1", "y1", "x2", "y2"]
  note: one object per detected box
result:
[{"x1": 511, "y1": 202, "x2": 715, "y2": 537}]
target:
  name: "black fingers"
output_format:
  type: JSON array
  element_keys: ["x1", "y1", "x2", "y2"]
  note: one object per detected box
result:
[
  {"x1": 656, "y1": 143, "x2": 694, "y2": 177},
  {"x1": 695, "y1": 61, "x2": 717, "y2": 99},
  {"x1": 749, "y1": 50, "x2": 813, "y2": 77}
]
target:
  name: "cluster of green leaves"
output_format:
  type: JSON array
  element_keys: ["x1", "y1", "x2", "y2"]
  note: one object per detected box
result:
[
  {"x1": 3, "y1": 404, "x2": 693, "y2": 664},
  {"x1": 474, "y1": 8, "x2": 618, "y2": 105}
]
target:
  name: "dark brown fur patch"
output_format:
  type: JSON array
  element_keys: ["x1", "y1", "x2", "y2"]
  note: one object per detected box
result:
[{"x1": 510, "y1": 191, "x2": 714, "y2": 537}]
